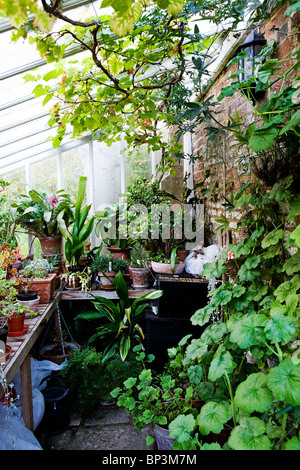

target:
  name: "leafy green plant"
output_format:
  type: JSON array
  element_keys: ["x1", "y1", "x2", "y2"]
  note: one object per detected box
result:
[
  {"x1": 11, "y1": 188, "x2": 73, "y2": 238},
  {"x1": 163, "y1": 176, "x2": 300, "y2": 450},
  {"x1": 75, "y1": 271, "x2": 163, "y2": 362},
  {"x1": 0, "y1": 179, "x2": 18, "y2": 249},
  {"x1": 92, "y1": 255, "x2": 128, "y2": 274},
  {"x1": 19, "y1": 258, "x2": 53, "y2": 293},
  {"x1": 0, "y1": 268, "x2": 36, "y2": 319},
  {"x1": 111, "y1": 363, "x2": 197, "y2": 447},
  {"x1": 58, "y1": 176, "x2": 94, "y2": 268}
]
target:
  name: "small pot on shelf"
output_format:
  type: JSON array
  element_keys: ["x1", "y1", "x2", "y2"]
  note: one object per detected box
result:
[
  {"x1": 151, "y1": 261, "x2": 185, "y2": 275},
  {"x1": 7, "y1": 312, "x2": 27, "y2": 336},
  {"x1": 107, "y1": 246, "x2": 131, "y2": 260},
  {"x1": 129, "y1": 266, "x2": 149, "y2": 290},
  {"x1": 99, "y1": 271, "x2": 117, "y2": 291},
  {"x1": 38, "y1": 235, "x2": 63, "y2": 257},
  {"x1": 17, "y1": 290, "x2": 40, "y2": 314}
]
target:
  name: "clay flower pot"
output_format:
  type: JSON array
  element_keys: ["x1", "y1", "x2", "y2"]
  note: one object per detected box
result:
[
  {"x1": 7, "y1": 312, "x2": 26, "y2": 334},
  {"x1": 26, "y1": 273, "x2": 57, "y2": 303},
  {"x1": 151, "y1": 261, "x2": 185, "y2": 275},
  {"x1": 129, "y1": 267, "x2": 149, "y2": 289},
  {"x1": 38, "y1": 235, "x2": 62, "y2": 257},
  {"x1": 107, "y1": 246, "x2": 131, "y2": 260},
  {"x1": 99, "y1": 271, "x2": 117, "y2": 291}
]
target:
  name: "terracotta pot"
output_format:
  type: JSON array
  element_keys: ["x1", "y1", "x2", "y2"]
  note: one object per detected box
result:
[
  {"x1": 38, "y1": 235, "x2": 62, "y2": 256},
  {"x1": 99, "y1": 271, "x2": 117, "y2": 290},
  {"x1": 22, "y1": 273, "x2": 57, "y2": 304},
  {"x1": 151, "y1": 261, "x2": 185, "y2": 275},
  {"x1": 7, "y1": 312, "x2": 25, "y2": 333},
  {"x1": 107, "y1": 246, "x2": 131, "y2": 260},
  {"x1": 129, "y1": 267, "x2": 149, "y2": 289},
  {"x1": 65, "y1": 276, "x2": 80, "y2": 289}
]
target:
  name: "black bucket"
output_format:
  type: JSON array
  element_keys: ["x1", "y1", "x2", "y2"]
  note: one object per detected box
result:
[{"x1": 40, "y1": 373, "x2": 70, "y2": 435}]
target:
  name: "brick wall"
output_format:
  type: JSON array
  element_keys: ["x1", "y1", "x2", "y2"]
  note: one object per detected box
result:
[{"x1": 191, "y1": 3, "x2": 299, "y2": 246}]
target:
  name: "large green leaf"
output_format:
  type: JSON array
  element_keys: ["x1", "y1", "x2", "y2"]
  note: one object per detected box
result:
[
  {"x1": 283, "y1": 251, "x2": 300, "y2": 275},
  {"x1": 208, "y1": 351, "x2": 236, "y2": 381},
  {"x1": 261, "y1": 229, "x2": 285, "y2": 248},
  {"x1": 248, "y1": 127, "x2": 278, "y2": 153},
  {"x1": 228, "y1": 417, "x2": 271, "y2": 450},
  {"x1": 267, "y1": 358, "x2": 300, "y2": 405},
  {"x1": 114, "y1": 271, "x2": 129, "y2": 309},
  {"x1": 274, "y1": 275, "x2": 300, "y2": 301},
  {"x1": 229, "y1": 314, "x2": 268, "y2": 349},
  {"x1": 196, "y1": 402, "x2": 230, "y2": 435},
  {"x1": 75, "y1": 176, "x2": 87, "y2": 224},
  {"x1": 234, "y1": 373, "x2": 273, "y2": 413},
  {"x1": 169, "y1": 414, "x2": 196, "y2": 443},
  {"x1": 191, "y1": 304, "x2": 215, "y2": 327},
  {"x1": 264, "y1": 316, "x2": 295, "y2": 344}
]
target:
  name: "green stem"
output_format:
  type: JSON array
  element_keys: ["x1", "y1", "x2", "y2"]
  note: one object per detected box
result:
[
  {"x1": 279, "y1": 412, "x2": 288, "y2": 450},
  {"x1": 275, "y1": 340, "x2": 283, "y2": 363},
  {"x1": 224, "y1": 372, "x2": 236, "y2": 427}
]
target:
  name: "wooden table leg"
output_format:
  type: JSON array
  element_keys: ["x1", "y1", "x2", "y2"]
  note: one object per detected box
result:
[{"x1": 20, "y1": 353, "x2": 34, "y2": 431}]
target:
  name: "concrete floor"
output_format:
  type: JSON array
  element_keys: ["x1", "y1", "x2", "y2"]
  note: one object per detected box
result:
[{"x1": 35, "y1": 404, "x2": 154, "y2": 451}]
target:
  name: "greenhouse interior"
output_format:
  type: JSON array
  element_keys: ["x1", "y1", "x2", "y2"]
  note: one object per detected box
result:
[{"x1": 0, "y1": 0, "x2": 299, "y2": 453}]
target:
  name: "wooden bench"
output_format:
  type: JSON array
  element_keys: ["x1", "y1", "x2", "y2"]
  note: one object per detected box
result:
[{"x1": 1, "y1": 287, "x2": 153, "y2": 430}]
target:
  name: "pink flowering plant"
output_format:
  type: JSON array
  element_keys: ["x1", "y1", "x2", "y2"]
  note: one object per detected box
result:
[{"x1": 11, "y1": 188, "x2": 73, "y2": 238}]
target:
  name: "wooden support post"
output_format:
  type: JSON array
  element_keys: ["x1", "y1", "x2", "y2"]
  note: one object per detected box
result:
[{"x1": 20, "y1": 353, "x2": 34, "y2": 431}]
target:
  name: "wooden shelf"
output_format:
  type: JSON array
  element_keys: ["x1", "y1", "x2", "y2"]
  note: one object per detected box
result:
[
  {"x1": 0, "y1": 287, "x2": 154, "y2": 430},
  {"x1": 60, "y1": 288, "x2": 154, "y2": 300}
]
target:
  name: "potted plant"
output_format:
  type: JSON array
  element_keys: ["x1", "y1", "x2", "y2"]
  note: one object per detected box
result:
[
  {"x1": 95, "y1": 203, "x2": 132, "y2": 260},
  {"x1": 59, "y1": 346, "x2": 143, "y2": 416},
  {"x1": 75, "y1": 271, "x2": 163, "y2": 363},
  {"x1": 92, "y1": 255, "x2": 128, "y2": 291},
  {"x1": 10, "y1": 188, "x2": 73, "y2": 257},
  {"x1": 128, "y1": 247, "x2": 152, "y2": 290},
  {"x1": 39, "y1": 328, "x2": 80, "y2": 365},
  {"x1": 17, "y1": 258, "x2": 57, "y2": 305},
  {"x1": 150, "y1": 248, "x2": 185, "y2": 275},
  {"x1": 0, "y1": 268, "x2": 36, "y2": 336},
  {"x1": 57, "y1": 176, "x2": 94, "y2": 271},
  {"x1": 111, "y1": 359, "x2": 199, "y2": 449},
  {"x1": 60, "y1": 266, "x2": 92, "y2": 292}
]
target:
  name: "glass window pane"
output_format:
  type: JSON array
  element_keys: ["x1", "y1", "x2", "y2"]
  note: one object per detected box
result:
[
  {"x1": 62, "y1": 146, "x2": 88, "y2": 201},
  {"x1": 125, "y1": 144, "x2": 152, "y2": 189},
  {"x1": 31, "y1": 156, "x2": 57, "y2": 193}
]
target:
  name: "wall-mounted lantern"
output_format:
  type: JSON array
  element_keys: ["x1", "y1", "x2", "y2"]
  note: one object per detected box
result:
[{"x1": 236, "y1": 30, "x2": 267, "y2": 82}]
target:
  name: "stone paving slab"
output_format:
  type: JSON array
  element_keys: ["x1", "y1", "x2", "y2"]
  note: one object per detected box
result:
[{"x1": 36, "y1": 405, "x2": 153, "y2": 451}]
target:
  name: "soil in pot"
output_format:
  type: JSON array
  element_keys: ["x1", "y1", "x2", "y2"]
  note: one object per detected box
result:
[
  {"x1": 17, "y1": 290, "x2": 38, "y2": 301},
  {"x1": 17, "y1": 291, "x2": 40, "y2": 314}
]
